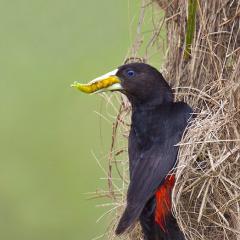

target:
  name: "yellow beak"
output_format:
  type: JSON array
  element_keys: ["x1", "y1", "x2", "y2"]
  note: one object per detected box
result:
[{"x1": 71, "y1": 69, "x2": 123, "y2": 94}]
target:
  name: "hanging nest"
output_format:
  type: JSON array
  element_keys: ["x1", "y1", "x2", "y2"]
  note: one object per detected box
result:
[{"x1": 99, "y1": 0, "x2": 240, "y2": 239}]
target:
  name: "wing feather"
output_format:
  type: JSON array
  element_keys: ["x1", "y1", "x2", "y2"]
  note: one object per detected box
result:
[{"x1": 116, "y1": 102, "x2": 192, "y2": 235}]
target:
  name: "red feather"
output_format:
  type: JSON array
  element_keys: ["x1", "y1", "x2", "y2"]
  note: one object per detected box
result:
[{"x1": 155, "y1": 175, "x2": 175, "y2": 232}]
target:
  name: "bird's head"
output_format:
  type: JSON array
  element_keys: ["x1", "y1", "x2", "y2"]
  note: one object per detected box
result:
[{"x1": 72, "y1": 63, "x2": 173, "y2": 106}]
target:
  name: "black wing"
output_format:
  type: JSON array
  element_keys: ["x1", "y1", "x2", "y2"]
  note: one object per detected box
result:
[{"x1": 116, "y1": 102, "x2": 192, "y2": 234}]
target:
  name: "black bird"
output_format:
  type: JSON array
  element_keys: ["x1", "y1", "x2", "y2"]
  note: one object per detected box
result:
[{"x1": 72, "y1": 63, "x2": 192, "y2": 240}]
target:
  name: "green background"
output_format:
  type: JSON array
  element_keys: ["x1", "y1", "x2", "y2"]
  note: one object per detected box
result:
[{"x1": 0, "y1": 1, "x2": 140, "y2": 239}]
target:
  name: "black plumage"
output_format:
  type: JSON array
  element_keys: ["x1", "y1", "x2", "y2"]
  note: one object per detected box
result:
[
  {"x1": 74, "y1": 62, "x2": 192, "y2": 240},
  {"x1": 113, "y1": 63, "x2": 192, "y2": 240}
]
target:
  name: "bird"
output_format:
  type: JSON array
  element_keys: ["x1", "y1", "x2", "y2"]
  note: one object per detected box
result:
[{"x1": 72, "y1": 63, "x2": 192, "y2": 240}]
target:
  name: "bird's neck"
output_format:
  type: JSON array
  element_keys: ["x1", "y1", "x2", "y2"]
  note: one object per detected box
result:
[
  {"x1": 126, "y1": 86, "x2": 174, "y2": 109},
  {"x1": 131, "y1": 102, "x2": 173, "y2": 149},
  {"x1": 129, "y1": 93, "x2": 172, "y2": 110}
]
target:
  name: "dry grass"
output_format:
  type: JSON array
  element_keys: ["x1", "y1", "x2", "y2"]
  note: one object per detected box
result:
[
  {"x1": 157, "y1": 1, "x2": 240, "y2": 239},
  {"x1": 97, "y1": 0, "x2": 240, "y2": 239}
]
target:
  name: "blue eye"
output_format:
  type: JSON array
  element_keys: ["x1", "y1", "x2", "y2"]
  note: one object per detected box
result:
[{"x1": 127, "y1": 70, "x2": 135, "y2": 77}]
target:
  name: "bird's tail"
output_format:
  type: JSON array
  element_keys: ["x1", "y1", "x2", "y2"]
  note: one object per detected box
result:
[{"x1": 115, "y1": 203, "x2": 143, "y2": 235}]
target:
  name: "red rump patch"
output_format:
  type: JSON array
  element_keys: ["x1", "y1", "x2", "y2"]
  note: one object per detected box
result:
[{"x1": 155, "y1": 175, "x2": 175, "y2": 232}]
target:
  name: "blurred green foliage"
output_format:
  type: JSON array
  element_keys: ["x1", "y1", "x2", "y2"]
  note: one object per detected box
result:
[{"x1": 0, "y1": 0, "x2": 140, "y2": 239}]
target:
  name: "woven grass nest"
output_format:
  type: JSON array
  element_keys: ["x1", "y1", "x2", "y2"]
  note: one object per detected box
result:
[{"x1": 100, "y1": 1, "x2": 240, "y2": 240}]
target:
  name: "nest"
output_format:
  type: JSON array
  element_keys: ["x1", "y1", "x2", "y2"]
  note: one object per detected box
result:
[{"x1": 98, "y1": 1, "x2": 240, "y2": 239}]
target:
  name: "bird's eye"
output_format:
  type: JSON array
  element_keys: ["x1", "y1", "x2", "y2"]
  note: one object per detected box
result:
[{"x1": 126, "y1": 70, "x2": 135, "y2": 77}]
